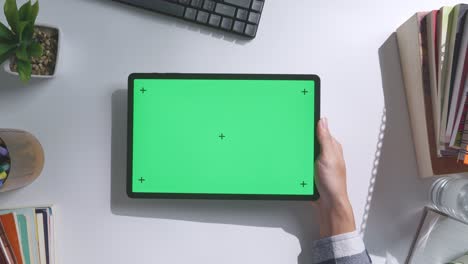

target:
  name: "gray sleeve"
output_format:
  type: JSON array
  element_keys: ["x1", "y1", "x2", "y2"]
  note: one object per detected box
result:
[{"x1": 311, "y1": 231, "x2": 372, "y2": 264}]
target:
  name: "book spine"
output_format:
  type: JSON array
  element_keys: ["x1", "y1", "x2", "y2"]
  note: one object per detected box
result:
[
  {"x1": 0, "y1": 221, "x2": 17, "y2": 264},
  {"x1": 397, "y1": 12, "x2": 434, "y2": 177},
  {"x1": 447, "y1": 9, "x2": 468, "y2": 142},
  {"x1": 440, "y1": 6, "x2": 458, "y2": 148},
  {"x1": 428, "y1": 11, "x2": 442, "y2": 155},
  {"x1": 458, "y1": 112, "x2": 468, "y2": 160},
  {"x1": 451, "y1": 46, "x2": 468, "y2": 147}
]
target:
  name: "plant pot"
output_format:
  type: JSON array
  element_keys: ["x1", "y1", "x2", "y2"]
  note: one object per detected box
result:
[{"x1": 3, "y1": 23, "x2": 61, "y2": 79}]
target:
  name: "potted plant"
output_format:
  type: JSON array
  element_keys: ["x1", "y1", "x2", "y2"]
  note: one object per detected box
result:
[{"x1": 0, "y1": 0, "x2": 60, "y2": 82}]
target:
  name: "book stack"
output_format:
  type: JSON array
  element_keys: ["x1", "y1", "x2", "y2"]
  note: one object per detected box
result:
[
  {"x1": 0, "y1": 207, "x2": 55, "y2": 264},
  {"x1": 397, "y1": 4, "x2": 468, "y2": 177}
]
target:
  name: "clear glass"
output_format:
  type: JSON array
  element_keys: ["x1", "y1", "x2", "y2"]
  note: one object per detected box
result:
[
  {"x1": 0, "y1": 129, "x2": 45, "y2": 192},
  {"x1": 431, "y1": 176, "x2": 468, "y2": 223}
]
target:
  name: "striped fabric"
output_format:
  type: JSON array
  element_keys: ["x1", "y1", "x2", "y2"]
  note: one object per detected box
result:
[{"x1": 311, "y1": 231, "x2": 372, "y2": 264}]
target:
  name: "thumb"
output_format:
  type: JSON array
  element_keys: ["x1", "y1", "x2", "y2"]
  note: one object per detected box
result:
[{"x1": 317, "y1": 118, "x2": 334, "y2": 155}]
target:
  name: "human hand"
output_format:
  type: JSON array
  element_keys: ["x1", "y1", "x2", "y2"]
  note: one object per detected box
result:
[{"x1": 314, "y1": 118, "x2": 356, "y2": 238}]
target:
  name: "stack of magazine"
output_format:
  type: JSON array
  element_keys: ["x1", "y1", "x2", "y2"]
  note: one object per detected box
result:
[
  {"x1": 397, "y1": 4, "x2": 468, "y2": 177},
  {"x1": 0, "y1": 207, "x2": 54, "y2": 264}
]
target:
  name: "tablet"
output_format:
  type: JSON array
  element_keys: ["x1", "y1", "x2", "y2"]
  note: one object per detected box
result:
[{"x1": 127, "y1": 74, "x2": 320, "y2": 200}]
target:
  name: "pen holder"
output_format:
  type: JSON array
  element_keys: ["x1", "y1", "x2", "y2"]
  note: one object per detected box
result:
[{"x1": 0, "y1": 129, "x2": 45, "y2": 192}]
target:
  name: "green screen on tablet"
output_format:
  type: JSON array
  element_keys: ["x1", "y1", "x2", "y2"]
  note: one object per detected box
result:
[{"x1": 127, "y1": 74, "x2": 320, "y2": 200}]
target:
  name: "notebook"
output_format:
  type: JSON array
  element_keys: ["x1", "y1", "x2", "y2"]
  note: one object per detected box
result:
[{"x1": 0, "y1": 207, "x2": 55, "y2": 264}]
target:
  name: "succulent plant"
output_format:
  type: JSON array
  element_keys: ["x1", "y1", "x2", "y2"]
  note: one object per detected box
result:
[{"x1": 0, "y1": 0, "x2": 42, "y2": 82}]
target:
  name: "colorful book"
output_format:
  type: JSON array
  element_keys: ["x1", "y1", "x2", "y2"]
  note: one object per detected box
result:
[
  {"x1": 35, "y1": 214, "x2": 46, "y2": 264},
  {"x1": 397, "y1": 12, "x2": 432, "y2": 176},
  {"x1": 0, "y1": 220, "x2": 17, "y2": 264},
  {"x1": 0, "y1": 207, "x2": 55, "y2": 264},
  {"x1": 449, "y1": 14, "x2": 468, "y2": 148},
  {"x1": 438, "y1": 6, "x2": 455, "y2": 152},
  {"x1": 440, "y1": 5, "x2": 468, "y2": 147},
  {"x1": 0, "y1": 208, "x2": 40, "y2": 264},
  {"x1": 397, "y1": 12, "x2": 468, "y2": 177},
  {"x1": 427, "y1": 10, "x2": 441, "y2": 151},
  {"x1": 35, "y1": 207, "x2": 55, "y2": 264},
  {"x1": 16, "y1": 215, "x2": 30, "y2": 264},
  {"x1": 458, "y1": 112, "x2": 468, "y2": 161},
  {"x1": 452, "y1": 53, "x2": 468, "y2": 150},
  {"x1": 446, "y1": 7, "x2": 468, "y2": 144},
  {"x1": 0, "y1": 213, "x2": 23, "y2": 264}
]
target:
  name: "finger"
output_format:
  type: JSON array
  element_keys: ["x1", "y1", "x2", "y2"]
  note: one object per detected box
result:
[
  {"x1": 332, "y1": 137, "x2": 343, "y2": 154},
  {"x1": 336, "y1": 138, "x2": 345, "y2": 157},
  {"x1": 317, "y1": 118, "x2": 335, "y2": 156},
  {"x1": 332, "y1": 138, "x2": 346, "y2": 166}
]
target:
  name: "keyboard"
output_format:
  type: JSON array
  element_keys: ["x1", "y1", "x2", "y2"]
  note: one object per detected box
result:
[{"x1": 116, "y1": 0, "x2": 264, "y2": 38}]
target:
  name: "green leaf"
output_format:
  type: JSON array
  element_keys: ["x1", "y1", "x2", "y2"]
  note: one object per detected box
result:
[
  {"x1": 16, "y1": 43, "x2": 28, "y2": 60},
  {"x1": 0, "y1": 22, "x2": 15, "y2": 42},
  {"x1": 17, "y1": 59, "x2": 32, "y2": 82},
  {"x1": 30, "y1": 1, "x2": 39, "y2": 23},
  {"x1": 4, "y1": 0, "x2": 19, "y2": 34},
  {"x1": 17, "y1": 21, "x2": 33, "y2": 42},
  {"x1": 17, "y1": 21, "x2": 27, "y2": 40},
  {"x1": 28, "y1": 41, "x2": 42, "y2": 57},
  {"x1": 0, "y1": 42, "x2": 15, "y2": 55},
  {"x1": 0, "y1": 38, "x2": 16, "y2": 46},
  {"x1": 0, "y1": 43, "x2": 16, "y2": 64},
  {"x1": 19, "y1": 1, "x2": 31, "y2": 22},
  {"x1": 22, "y1": 23, "x2": 33, "y2": 42}
]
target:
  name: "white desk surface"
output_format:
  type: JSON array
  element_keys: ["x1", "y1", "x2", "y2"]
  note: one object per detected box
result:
[{"x1": 0, "y1": 0, "x2": 463, "y2": 263}]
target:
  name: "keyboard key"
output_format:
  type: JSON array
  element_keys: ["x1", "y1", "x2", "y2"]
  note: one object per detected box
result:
[
  {"x1": 248, "y1": 12, "x2": 260, "y2": 24},
  {"x1": 145, "y1": 0, "x2": 185, "y2": 17},
  {"x1": 191, "y1": 0, "x2": 203, "y2": 8},
  {"x1": 179, "y1": 0, "x2": 190, "y2": 4},
  {"x1": 215, "y1": 3, "x2": 236, "y2": 17},
  {"x1": 208, "y1": 14, "x2": 221, "y2": 26},
  {"x1": 251, "y1": 0, "x2": 263, "y2": 12},
  {"x1": 245, "y1": 24, "x2": 257, "y2": 36},
  {"x1": 203, "y1": 0, "x2": 215, "y2": 11},
  {"x1": 184, "y1": 7, "x2": 197, "y2": 20},
  {"x1": 236, "y1": 9, "x2": 248, "y2": 20},
  {"x1": 233, "y1": 21, "x2": 245, "y2": 33},
  {"x1": 220, "y1": 17, "x2": 233, "y2": 29},
  {"x1": 196, "y1": 11, "x2": 209, "y2": 23},
  {"x1": 224, "y1": 0, "x2": 252, "y2": 9}
]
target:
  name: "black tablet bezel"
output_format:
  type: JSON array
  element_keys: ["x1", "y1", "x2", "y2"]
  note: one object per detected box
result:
[{"x1": 127, "y1": 73, "x2": 321, "y2": 200}]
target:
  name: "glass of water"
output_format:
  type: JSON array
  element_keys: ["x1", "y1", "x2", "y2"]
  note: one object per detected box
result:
[{"x1": 431, "y1": 175, "x2": 468, "y2": 223}]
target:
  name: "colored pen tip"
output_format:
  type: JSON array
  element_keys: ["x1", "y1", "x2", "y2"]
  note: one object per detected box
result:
[
  {"x1": 0, "y1": 146, "x2": 8, "y2": 156},
  {"x1": 0, "y1": 163, "x2": 10, "y2": 172},
  {"x1": 0, "y1": 171, "x2": 7, "y2": 180}
]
